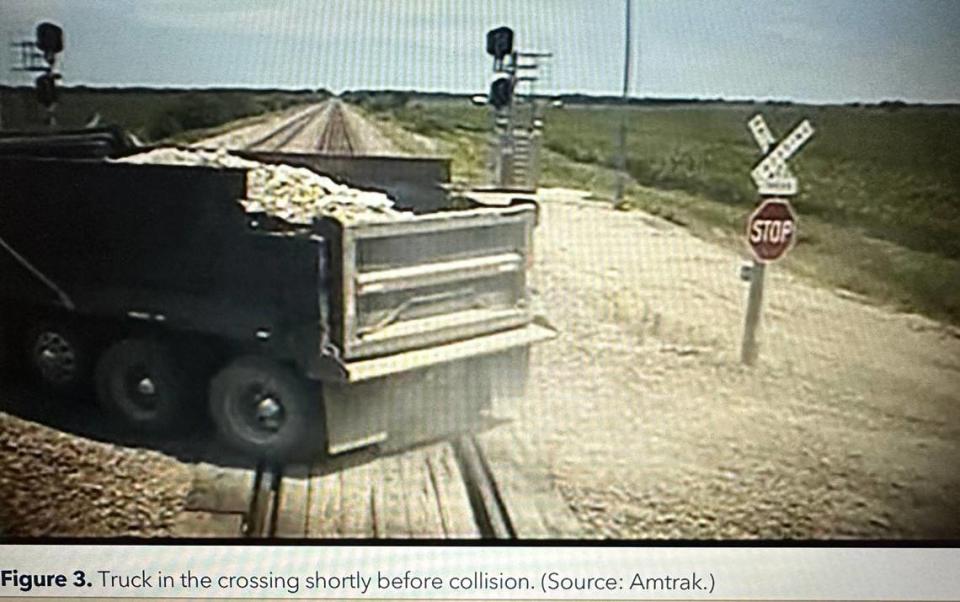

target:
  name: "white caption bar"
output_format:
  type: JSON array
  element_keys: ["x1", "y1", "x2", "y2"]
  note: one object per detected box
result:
[{"x1": 1, "y1": 545, "x2": 959, "y2": 600}]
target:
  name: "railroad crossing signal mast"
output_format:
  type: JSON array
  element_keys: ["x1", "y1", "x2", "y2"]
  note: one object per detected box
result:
[
  {"x1": 478, "y1": 26, "x2": 552, "y2": 191},
  {"x1": 10, "y1": 22, "x2": 64, "y2": 127}
]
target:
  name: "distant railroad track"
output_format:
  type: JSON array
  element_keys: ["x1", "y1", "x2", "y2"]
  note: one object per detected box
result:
[
  {"x1": 241, "y1": 104, "x2": 328, "y2": 151},
  {"x1": 237, "y1": 100, "x2": 357, "y2": 155},
  {"x1": 315, "y1": 103, "x2": 355, "y2": 154}
]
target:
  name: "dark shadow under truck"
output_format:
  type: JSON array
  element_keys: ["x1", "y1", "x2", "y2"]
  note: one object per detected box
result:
[{"x1": 0, "y1": 129, "x2": 554, "y2": 461}]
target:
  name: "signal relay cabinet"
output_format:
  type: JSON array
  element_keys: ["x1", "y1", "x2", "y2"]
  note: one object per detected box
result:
[{"x1": 0, "y1": 148, "x2": 555, "y2": 460}]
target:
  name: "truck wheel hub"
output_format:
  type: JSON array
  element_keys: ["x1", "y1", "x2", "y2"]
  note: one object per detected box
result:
[
  {"x1": 136, "y1": 377, "x2": 156, "y2": 396},
  {"x1": 123, "y1": 366, "x2": 159, "y2": 411},
  {"x1": 34, "y1": 332, "x2": 76, "y2": 383},
  {"x1": 255, "y1": 397, "x2": 284, "y2": 432}
]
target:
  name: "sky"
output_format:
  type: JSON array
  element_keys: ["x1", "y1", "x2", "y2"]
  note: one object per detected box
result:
[{"x1": 2, "y1": 0, "x2": 959, "y2": 104}]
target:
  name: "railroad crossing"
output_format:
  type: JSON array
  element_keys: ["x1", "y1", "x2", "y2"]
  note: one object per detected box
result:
[
  {"x1": 175, "y1": 431, "x2": 580, "y2": 539},
  {"x1": 171, "y1": 101, "x2": 578, "y2": 539}
]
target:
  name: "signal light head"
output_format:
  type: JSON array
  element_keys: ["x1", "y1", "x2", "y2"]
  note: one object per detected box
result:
[
  {"x1": 35, "y1": 22, "x2": 64, "y2": 55},
  {"x1": 486, "y1": 26, "x2": 514, "y2": 60},
  {"x1": 489, "y1": 75, "x2": 513, "y2": 109}
]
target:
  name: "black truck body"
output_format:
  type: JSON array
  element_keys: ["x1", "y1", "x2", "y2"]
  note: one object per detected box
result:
[{"x1": 0, "y1": 144, "x2": 553, "y2": 458}]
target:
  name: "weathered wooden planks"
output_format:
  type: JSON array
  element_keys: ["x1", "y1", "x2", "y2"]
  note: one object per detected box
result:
[
  {"x1": 273, "y1": 472, "x2": 310, "y2": 538},
  {"x1": 398, "y1": 450, "x2": 446, "y2": 537},
  {"x1": 177, "y1": 463, "x2": 253, "y2": 538},
  {"x1": 376, "y1": 455, "x2": 409, "y2": 537},
  {"x1": 476, "y1": 426, "x2": 583, "y2": 539},
  {"x1": 185, "y1": 463, "x2": 256, "y2": 513},
  {"x1": 174, "y1": 429, "x2": 574, "y2": 540},
  {"x1": 305, "y1": 470, "x2": 341, "y2": 537},
  {"x1": 424, "y1": 444, "x2": 479, "y2": 538},
  {"x1": 338, "y1": 460, "x2": 377, "y2": 537},
  {"x1": 302, "y1": 442, "x2": 478, "y2": 538},
  {"x1": 172, "y1": 511, "x2": 244, "y2": 537}
]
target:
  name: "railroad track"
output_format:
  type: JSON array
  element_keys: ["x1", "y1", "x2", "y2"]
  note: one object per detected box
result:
[
  {"x1": 314, "y1": 102, "x2": 355, "y2": 154},
  {"x1": 240, "y1": 436, "x2": 516, "y2": 539},
  {"x1": 172, "y1": 428, "x2": 581, "y2": 539},
  {"x1": 227, "y1": 100, "x2": 355, "y2": 154},
  {"x1": 241, "y1": 103, "x2": 329, "y2": 151}
]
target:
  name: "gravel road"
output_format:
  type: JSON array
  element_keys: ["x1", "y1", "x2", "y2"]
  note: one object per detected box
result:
[
  {"x1": 517, "y1": 189, "x2": 960, "y2": 538},
  {"x1": 0, "y1": 412, "x2": 191, "y2": 537}
]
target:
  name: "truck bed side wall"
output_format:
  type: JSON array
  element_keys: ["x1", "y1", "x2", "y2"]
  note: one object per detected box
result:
[{"x1": 0, "y1": 158, "x2": 321, "y2": 360}]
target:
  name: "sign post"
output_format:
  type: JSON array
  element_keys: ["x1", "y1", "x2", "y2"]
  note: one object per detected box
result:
[{"x1": 740, "y1": 115, "x2": 813, "y2": 365}]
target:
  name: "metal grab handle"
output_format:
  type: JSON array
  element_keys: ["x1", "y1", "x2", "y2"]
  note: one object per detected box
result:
[{"x1": 0, "y1": 233, "x2": 75, "y2": 310}]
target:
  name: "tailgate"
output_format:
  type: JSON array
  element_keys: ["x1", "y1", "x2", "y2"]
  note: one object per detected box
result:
[{"x1": 335, "y1": 205, "x2": 536, "y2": 360}]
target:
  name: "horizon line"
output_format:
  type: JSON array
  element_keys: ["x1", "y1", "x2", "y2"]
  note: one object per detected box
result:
[{"x1": 1, "y1": 83, "x2": 958, "y2": 108}]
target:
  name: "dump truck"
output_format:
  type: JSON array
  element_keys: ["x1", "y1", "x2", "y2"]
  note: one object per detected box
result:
[{"x1": 0, "y1": 128, "x2": 554, "y2": 460}]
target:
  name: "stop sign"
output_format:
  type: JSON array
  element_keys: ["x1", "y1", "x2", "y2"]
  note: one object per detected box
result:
[{"x1": 747, "y1": 198, "x2": 797, "y2": 262}]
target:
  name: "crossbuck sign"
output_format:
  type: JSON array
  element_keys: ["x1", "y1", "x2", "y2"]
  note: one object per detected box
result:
[
  {"x1": 748, "y1": 115, "x2": 814, "y2": 196},
  {"x1": 740, "y1": 113, "x2": 815, "y2": 365}
]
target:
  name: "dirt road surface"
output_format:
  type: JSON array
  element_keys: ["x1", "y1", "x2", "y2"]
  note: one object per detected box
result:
[
  {"x1": 0, "y1": 412, "x2": 191, "y2": 536},
  {"x1": 519, "y1": 188, "x2": 960, "y2": 538}
]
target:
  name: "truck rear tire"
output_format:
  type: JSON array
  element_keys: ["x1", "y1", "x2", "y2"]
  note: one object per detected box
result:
[
  {"x1": 95, "y1": 338, "x2": 192, "y2": 432},
  {"x1": 208, "y1": 356, "x2": 322, "y2": 462},
  {"x1": 24, "y1": 321, "x2": 91, "y2": 394}
]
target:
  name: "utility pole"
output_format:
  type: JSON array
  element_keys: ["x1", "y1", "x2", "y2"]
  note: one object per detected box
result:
[{"x1": 613, "y1": 0, "x2": 632, "y2": 206}]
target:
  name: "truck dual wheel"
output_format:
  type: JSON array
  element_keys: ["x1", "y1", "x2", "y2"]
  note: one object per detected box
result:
[
  {"x1": 95, "y1": 338, "x2": 193, "y2": 432},
  {"x1": 208, "y1": 356, "x2": 322, "y2": 462},
  {"x1": 24, "y1": 322, "x2": 91, "y2": 393}
]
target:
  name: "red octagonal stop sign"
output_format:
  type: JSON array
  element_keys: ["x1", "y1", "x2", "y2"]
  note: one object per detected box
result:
[{"x1": 746, "y1": 198, "x2": 798, "y2": 262}]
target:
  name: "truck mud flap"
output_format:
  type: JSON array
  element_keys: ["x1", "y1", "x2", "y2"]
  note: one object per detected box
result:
[{"x1": 322, "y1": 323, "x2": 555, "y2": 455}]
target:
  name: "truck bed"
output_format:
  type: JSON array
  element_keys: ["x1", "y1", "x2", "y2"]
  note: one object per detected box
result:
[{"x1": 0, "y1": 154, "x2": 546, "y2": 379}]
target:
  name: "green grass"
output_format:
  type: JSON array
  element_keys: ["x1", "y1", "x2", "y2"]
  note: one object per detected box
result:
[{"x1": 375, "y1": 98, "x2": 960, "y2": 324}]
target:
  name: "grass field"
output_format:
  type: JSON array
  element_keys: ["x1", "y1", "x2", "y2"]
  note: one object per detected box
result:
[{"x1": 372, "y1": 98, "x2": 960, "y2": 324}]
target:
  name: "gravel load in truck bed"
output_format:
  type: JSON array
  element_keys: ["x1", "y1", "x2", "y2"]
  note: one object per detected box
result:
[
  {"x1": 0, "y1": 412, "x2": 191, "y2": 537},
  {"x1": 115, "y1": 147, "x2": 411, "y2": 225}
]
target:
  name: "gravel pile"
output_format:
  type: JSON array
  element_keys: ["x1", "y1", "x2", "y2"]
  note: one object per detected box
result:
[
  {"x1": 115, "y1": 147, "x2": 410, "y2": 225},
  {"x1": 0, "y1": 412, "x2": 192, "y2": 537}
]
